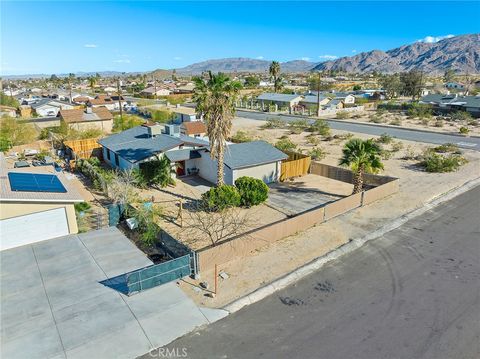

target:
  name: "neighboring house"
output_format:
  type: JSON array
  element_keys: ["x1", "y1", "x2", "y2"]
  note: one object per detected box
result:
[
  {"x1": 257, "y1": 93, "x2": 303, "y2": 112},
  {"x1": 104, "y1": 86, "x2": 117, "y2": 93},
  {"x1": 59, "y1": 106, "x2": 114, "y2": 132},
  {"x1": 333, "y1": 93, "x2": 355, "y2": 105},
  {"x1": 31, "y1": 99, "x2": 75, "y2": 117},
  {"x1": 298, "y1": 95, "x2": 331, "y2": 111},
  {"x1": 166, "y1": 140, "x2": 288, "y2": 185},
  {"x1": 174, "y1": 83, "x2": 195, "y2": 94},
  {"x1": 87, "y1": 94, "x2": 125, "y2": 111},
  {"x1": 420, "y1": 94, "x2": 480, "y2": 118},
  {"x1": 324, "y1": 98, "x2": 345, "y2": 110},
  {"x1": 98, "y1": 124, "x2": 209, "y2": 171},
  {"x1": 0, "y1": 105, "x2": 17, "y2": 117},
  {"x1": 141, "y1": 87, "x2": 171, "y2": 97},
  {"x1": 0, "y1": 158, "x2": 83, "y2": 250},
  {"x1": 180, "y1": 121, "x2": 206, "y2": 138},
  {"x1": 172, "y1": 106, "x2": 200, "y2": 123}
]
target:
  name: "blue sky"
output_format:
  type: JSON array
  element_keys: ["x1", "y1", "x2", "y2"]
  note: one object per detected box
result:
[{"x1": 1, "y1": 1, "x2": 479, "y2": 75}]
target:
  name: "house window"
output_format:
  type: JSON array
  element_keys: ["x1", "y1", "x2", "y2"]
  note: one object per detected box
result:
[
  {"x1": 106, "y1": 149, "x2": 111, "y2": 160},
  {"x1": 115, "y1": 153, "x2": 119, "y2": 167}
]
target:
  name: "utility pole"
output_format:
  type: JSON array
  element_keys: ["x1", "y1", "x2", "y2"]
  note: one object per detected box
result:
[
  {"x1": 316, "y1": 72, "x2": 321, "y2": 117},
  {"x1": 116, "y1": 77, "x2": 123, "y2": 119},
  {"x1": 153, "y1": 76, "x2": 157, "y2": 100}
]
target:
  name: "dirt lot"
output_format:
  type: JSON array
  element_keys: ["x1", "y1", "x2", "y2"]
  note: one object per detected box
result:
[{"x1": 178, "y1": 116, "x2": 480, "y2": 308}]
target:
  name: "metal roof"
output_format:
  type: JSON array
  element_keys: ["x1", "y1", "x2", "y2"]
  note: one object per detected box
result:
[
  {"x1": 257, "y1": 93, "x2": 302, "y2": 102},
  {"x1": 222, "y1": 141, "x2": 288, "y2": 170},
  {"x1": 300, "y1": 95, "x2": 330, "y2": 104}
]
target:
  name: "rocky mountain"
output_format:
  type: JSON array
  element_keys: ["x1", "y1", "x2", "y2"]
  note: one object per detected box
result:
[
  {"x1": 313, "y1": 34, "x2": 480, "y2": 74},
  {"x1": 176, "y1": 57, "x2": 318, "y2": 74}
]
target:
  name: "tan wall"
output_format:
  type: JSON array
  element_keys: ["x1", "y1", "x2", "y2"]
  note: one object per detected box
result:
[
  {"x1": 324, "y1": 192, "x2": 362, "y2": 221},
  {"x1": 68, "y1": 119, "x2": 113, "y2": 133},
  {"x1": 363, "y1": 179, "x2": 399, "y2": 206},
  {"x1": 0, "y1": 202, "x2": 78, "y2": 234},
  {"x1": 310, "y1": 161, "x2": 354, "y2": 183}
]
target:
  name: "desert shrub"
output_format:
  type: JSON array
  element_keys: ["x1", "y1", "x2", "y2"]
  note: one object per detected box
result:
[
  {"x1": 420, "y1": 118, "x2": 430, "y2": 126},
  {"x1": 420, "y1": 152, "x2": 468, "y2": 173},
  {"x1": 290, "y1": 119, "x2": 309, "y2": 130},
  {"x1": 380, "y1": 149, "x2": 394, "y2": 160},
  {"x1": 336, "y1": 111, "x2": 349, "y2": 119},
  {"x1": 113, "y1": 114, "x2": 144, "y2": 132},
  {"x1": 234, "y1": 176, "x2": 269, "y2": 207},
  {"x1": 308, "y1": 147, "x2": 327, "y2": 160},
  {"x1": 87, "y1": 157, "x2": 101, "y2": 167},
  {"x1": 451, "y1": 111, "x2": 473, "y2": 122},
  {"x1": 261, "y1": 118, "x2": 286, "y2": 129},
  {"x1": 230, "y1": 130, "x2": 253, "y2": 143},
  {"x1": 376, "y1": 133, "x2": 394, "y2": 144},
  {"x1": 390, "y1": 118, "x2": 402, "y2": 126},
  {"x1": 201, "y1": 185, "x2": 241, "y2": 211},
  {"x1": 290, "y1": 126, "x2": 303, "y2": 134},
  {"x1": 391, "y1": 141, "x2": 404, "y2": 152},
  {"x1": 434, "y1": 119, "x2": 444, "y2": 127},
  {"x1": 407, "y1": 103, "x2": 432, "y2": 119},
  {"x1": 74, "y1": 202, "x2": 91, "y2": 213},
  {"x1": 139, "y1": 156, "x2": 174, "y2": 187},
  {"x1": 150, "y1": 109, "x2": 173, "y2": 123},
  {"x1": 459, "y1": 126, "x2": 470, "y2": 135},
  {"x1": 433, "y1": 143, "x2": 461, "y2": 154},
  {"x1": 132, "y1": 205, "x2": 163, "y2": 247},
  {"x1": 306, "y1": 134, "x2": 320, "y2": 146},
  {"x1": 0, "y1": 116, "x2": 37, "y2": 149},
  {"x1": 467, "y1": 119, "x2": 478, "y2": 126},
  {"x1": 402, "y1": 145, "x2": 418, "y2": 160},
  {"x1": 309, "y1": 119, "x2": 330, "y2": 136},
  {"x1": 275, "y1": 137, "x2": 297, "y2": 152},
  {"x1": 369, "y1": 114, "x2": 384, "y2": 123}
]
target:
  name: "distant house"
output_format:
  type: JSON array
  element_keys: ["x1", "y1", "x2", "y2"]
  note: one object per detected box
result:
[
  {"x1": 180, "y1": 121, "x2": 206, "y2": 138},
  {"x1": 87, "y1": 94, "x2": 125, "y2": 111},
  {"x1": 298, "y1": 95, "x2": 331, "y2": 111},
  {"x1": 104, "y1": 86, "x2": 117, "y2": 93},
  {"x1": 324, "y1": 98, "x2": 345, "y2": 110},
  {"x1": 257, "y1": 93, "x2": 303, "y2": 112},
  {"x1": 172, "y1": 106, "x2": 200, "y2": 123},
  {"x1": 0, "y1": 105, "x2": 17, "y2": 117},
  {"x1": 0, "y1": 156, "x2": 83, "y2": 250},
  {"x1": 445, "y1": 82, "x2": 465, "y2": 90},
  {"x1": 174, "y1": 83, "x2": 195, "y2": 94},
  {"x1": 141, "y1": 87, "x2": 171, "y2": 97},
  {"x1": 31, "y1": 99, "x2": 75, "y2": 117},
  {"x1": 98, "y1": 124, "x2": 209, "y2": 171},
  {"x1": 166, "y1": 141, "x2": 288, "y2": 185},
  {"x1": 59, "y1": 106, "x2": 114, "y2": 132},
  {"x1": 420, "y1": 94, "x2": 480, "y2": 118},
  {"x1": 332, "y1": 93, "x2": 355, "y2": 105}
]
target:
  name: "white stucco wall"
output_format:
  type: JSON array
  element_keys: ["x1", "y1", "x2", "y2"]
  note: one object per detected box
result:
[{"x1": 232, "y1": 161, "x2": 281, "y2": 184}]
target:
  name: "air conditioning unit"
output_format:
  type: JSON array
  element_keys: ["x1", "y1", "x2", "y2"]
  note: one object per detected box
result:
[
  {"x1": 147, "y1": 124, "x2": 163, "y2": 137},
  {"x1": 164, "y1": 124, "x2": 180, "y2": 137}
]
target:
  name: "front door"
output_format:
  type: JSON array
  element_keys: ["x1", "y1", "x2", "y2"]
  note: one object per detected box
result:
[{"x1": 176, "y1": 161, "x2": 185, "y2": 176}]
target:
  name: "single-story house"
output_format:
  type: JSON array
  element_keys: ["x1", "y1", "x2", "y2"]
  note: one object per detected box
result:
[
  {"x1": 333, "y1": 93, "x2": 355, "y2": 105},
  {"x1": 180, "y1": 121, "x2": 206, "y2": 138},
  {"x1": 141, "y1": 87, "x2": 171, "y2": 97},
  {"x1": 174, "y1": 83, "x2": 195, "y2": 94},
  {"x1": 87, "y1": 94, "x2": 125, "y2": 111},
  {"x1": 324, "y1": 98, "x2": 345, "y2": 110},
  {"x1": 0, "y1": 105, "x2": 17, "y2": 117},
  {"x1": 0, "y1": 157, "x2": 83, "y2": 250},
  {"x1": 165, "y1": 140, "x2": 288, "y2": 185},
  {"x1": 257, "y1": 93, "x2": 303, "y2": 112},
  {"x1": 172, "y1": 106, "x2": 200, "y2": 123},
  {"x1": 445, "y1": 82, "x2": 464, "y2": 90},
  {"x1": 59, "y1": 106, "x2": 114, "y2": 132},
  {"x1": 298, "y1": 95, "x2": 331, "y2": 111},
  {"x1": 98, "y1": 124, "x2": 209, "y2": 170},
  {"x1": 31, "y1": 99, "x2": 75, "y2": 117},
  {"x1": 420, "y1": 94, "x2": 480, "y2": 118}
]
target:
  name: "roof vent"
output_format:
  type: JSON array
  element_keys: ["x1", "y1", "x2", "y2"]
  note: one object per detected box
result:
[
  {"x1": 85, "y1": 106, "x2": 93, "y2": 114},
  {"x1": 147, "y1": 124, "x2": 163, "y2": 137}
]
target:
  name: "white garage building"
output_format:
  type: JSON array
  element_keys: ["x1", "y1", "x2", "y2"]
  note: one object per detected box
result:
[{"x1": 0, "y1": 162, "x2": 83, "y2": 251}]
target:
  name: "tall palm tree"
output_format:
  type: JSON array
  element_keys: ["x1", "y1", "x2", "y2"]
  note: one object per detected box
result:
[
  {"x1": 88, "y1": 76, "x2": 97, "y2": 94},
  {"x1": 269, "y1": 61, "x2": 281, "y2": 92},
  {"x1": 193, "y1": 72, "x2": 242, "y2": 186},
  {"x1": 339, "y1": 138, "x2": 384, "y2": 194}
]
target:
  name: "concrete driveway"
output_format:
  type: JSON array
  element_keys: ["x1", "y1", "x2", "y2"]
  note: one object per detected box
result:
[{"x1": 1, "y1": 227, "x2": 222, "y2": 359}]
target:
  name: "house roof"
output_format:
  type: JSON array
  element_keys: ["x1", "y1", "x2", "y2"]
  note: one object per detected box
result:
[
  {"x1": 181, "y1": 121, "x2": 206, "y2": 135},
  {"x1": 165, "y1": 149, "x2": 201, "y2": 162},
  {"x1": 300, "y1": 95, "x2": 330, "y2": 104},
  {"x1": 257, "y1": 93, "x2": 302, "y2": 103},
  {"x1": 0, "y1": 154, "x2": 83, "y2": 203},
  {"x1": 98, "y1": 126, "x2": 185, "y2": 163},
  {"x1": 218, "y1": 141, "x2": 288, "y2": 170},
  {"x1": 173, "y1": 107, "x2": 196, "y2": 116},
  {"x1": 60, "y1": 107, "x2": 113, "y2": 123}
]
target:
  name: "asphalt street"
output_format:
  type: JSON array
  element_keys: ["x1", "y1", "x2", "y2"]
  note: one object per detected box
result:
[
  {"x1": 236, "y1": 110, "x2": 480, "y2": 151},
  {"x1": 150, "y1": 185, "x2": 480, "y2": 359}
]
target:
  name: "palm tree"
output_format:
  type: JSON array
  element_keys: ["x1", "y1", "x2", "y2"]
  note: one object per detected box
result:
[
  {"x1": 339, "y1": 138, "x2": 384, "y2": 194},
  {"x1": 88, "y1": 76, "x2": 97, "y2": 94},
  {"x1": 193, "y1": 72, "x2": 242, "y2": 186},
  {"x1": 269, "y1": 61, "x2": 281, "y2": 92}
]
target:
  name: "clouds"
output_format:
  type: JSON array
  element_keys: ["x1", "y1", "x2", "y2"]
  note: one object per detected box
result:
[
  {"x1": 352, "y1": 49, "x2": 357, "y2": 53},
  {"x1": 256, "y1": 56, "x2": 264, "y2": 60},
  {"x1": 417, "y1": 34, "x2": 454, "y2": 43},
  {"x1": 84, "y1": 44, "x2": 98, "y2": 48},
  {"x1": 318, "y1": 55, "x2": 338, "y2": 60},
  {"x1": 173, "y1": 56, "x2": 182, "y2": 60},
  {"x1": 301, "y1": 57, "x2": 311, "y2": 61},
  {"x1": 113, "y1": 59, "x2": 131, "y2": 64}
]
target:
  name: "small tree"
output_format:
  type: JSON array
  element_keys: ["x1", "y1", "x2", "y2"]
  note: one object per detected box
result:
[
  {"x1": 339, "y1": 138, "x2": 384, "y2": 194},
  {"x1": 235, "y1": 176, "x2": 269, "y2": 207},
  {"x1": 201, "y1": 185, "x2": 241, "y2": 212},
  {"x1": 139, "y1": 156, "x2": 175, "y2": 188}
]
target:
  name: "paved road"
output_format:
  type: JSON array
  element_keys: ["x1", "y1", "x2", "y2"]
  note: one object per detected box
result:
[
  {"x1": 152, "y1": 185, "x2": 480, "y2": 359},
  {"x1": 236, "y1": 110, "x2": 480, "y2": 151}
]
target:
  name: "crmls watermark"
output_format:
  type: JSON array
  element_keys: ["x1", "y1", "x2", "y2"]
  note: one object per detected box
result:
[{"x1": 148, "y1": 347, "x2": 188, "y2": 358}]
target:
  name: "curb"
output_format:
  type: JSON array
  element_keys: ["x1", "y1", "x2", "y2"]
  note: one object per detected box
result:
[{"x1": 223, "y1": 177, "x2": 480, "y2": 314}]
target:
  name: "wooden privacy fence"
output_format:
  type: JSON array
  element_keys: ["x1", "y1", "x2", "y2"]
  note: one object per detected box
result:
[
  {"x1": 280, "y1": 152, "x2": 311, "y2": 181},
  {"x1": 196, "y1": 161, "x2": 399, "y2": 272},
  {"x1": 64, "y1": 138, "x2": 102, "y2": 159}
]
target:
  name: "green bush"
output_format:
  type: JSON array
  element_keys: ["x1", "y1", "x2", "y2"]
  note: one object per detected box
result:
[
  {"x1": 261, "y1": 118, "x2": 287, "y2": 129},
  {"x1": 369, "y1": 114, "x2": 384, "y2": 123},
  {"x1": 309, "y1": 119, "x2": 330, "y2": 136},
  {"x1": 434, "y1": 119, "x2": 444, "y2": 127},
  {"x1": 390, "y1": 118, "x2": 402, "y2": 126},
  {"x1": 139, "y1": 156, "x2": 174, "y2": 187},
  {"x1": 201, "y1": 185, "x2": 241, "y2": 211},
  {"x1": 306, "y1": 134, "x2": 320, "y2": 146},
  {"x1": 275, "y1": 137, "x2": 297, "y2": 152},
  {"x1": 113, "y1": 114, "x2": 144, "y2": 132},
  {"x1": 234, "y1": 176, "x2": 269, "y2": 207},
  {"x1": 290, "y1": 119, "x2": 309, "y2": 131},
  {"x1": 230, "y1": 130, "x2": 253, "y2": 143},
  {"x1": 74, "y1": 202, "x2": 91, "y2": 213},
  {"x1": 150, "y1": 109, "x2": 173, "y2": 123},
  {"x1": 421, "y1": 152, "x2": 468, "y2": 173},
  {"x1": 308, "y1": 147, "x2": 327, "y2": 160},
  {"x1": 336, "y1": 111, "x2": 349, "y2": 119},
  {"x1": 433, "y1": 143, "x2": 460, "y2": 154},
  {"x1": 451, "y1": 111, "x2": 472, "y2": 122},
  {"x1": 406, "y1": 103, "x2": 432, "y2": 119},
  {"x1": 376, "y1": 133, "x2": 394, "y2": 144},
  {"x1": 459, "y1": 126, "x2": 470, "y2": 135}
]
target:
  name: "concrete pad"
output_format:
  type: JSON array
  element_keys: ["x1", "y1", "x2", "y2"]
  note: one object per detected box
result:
[{"x1": 198, "y1": 307, "x2": 229, "y2": 323}]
